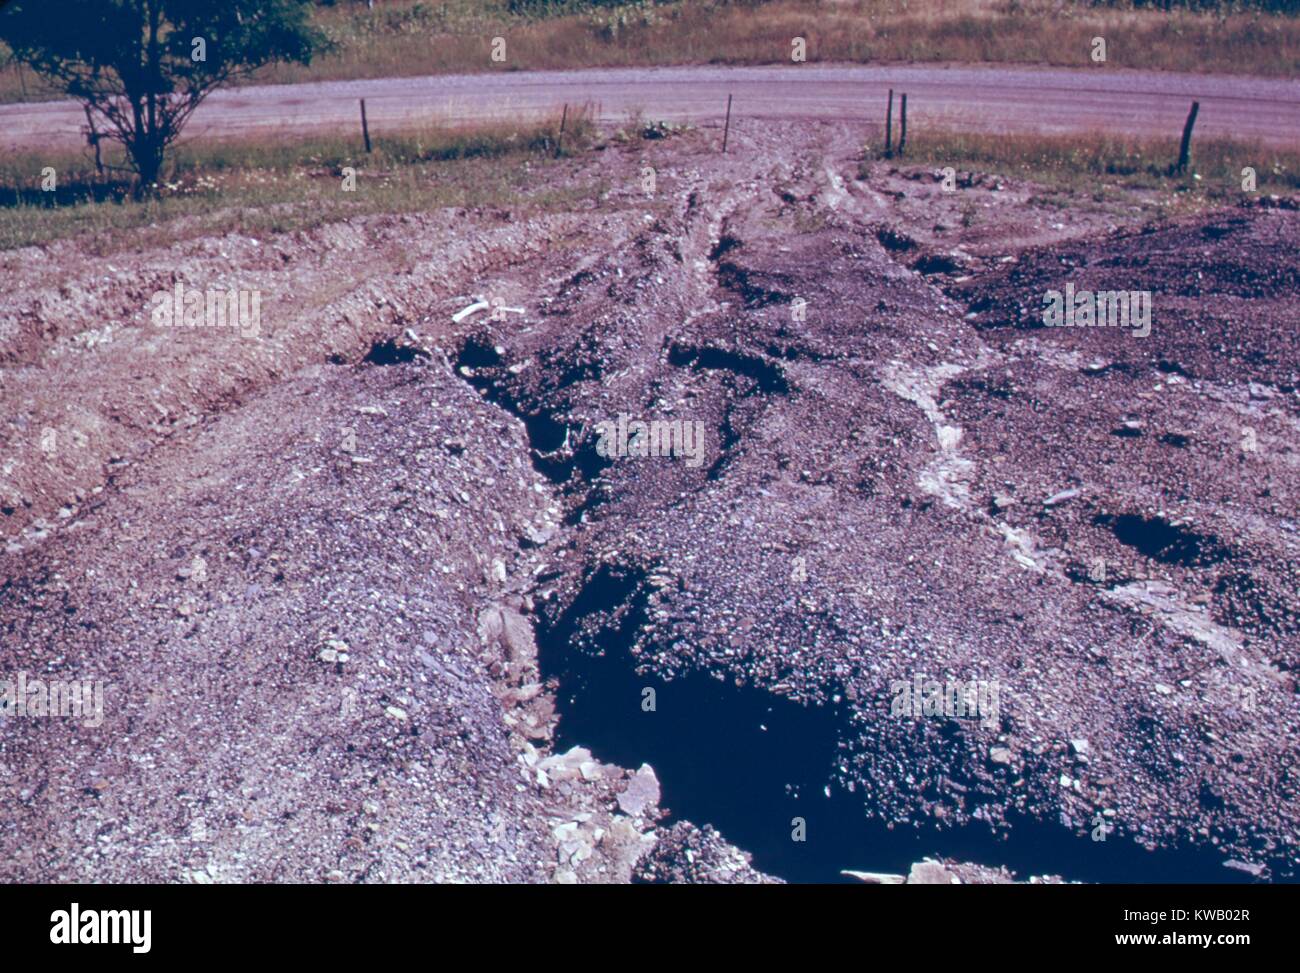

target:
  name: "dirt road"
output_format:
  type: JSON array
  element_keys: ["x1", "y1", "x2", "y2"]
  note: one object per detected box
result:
[{"x1": 2, "y1": 63, "x2": 1298, "y2": 151}]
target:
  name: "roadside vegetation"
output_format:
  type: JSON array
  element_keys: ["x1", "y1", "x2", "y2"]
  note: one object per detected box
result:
[
  {"x1": 0, "y1": 1, "x2": 327, "y2": 191},
  {"x1": 2, "y1": 0, "x2": 1297, "y2": 106},
  {"x1": 209, "y1": 0, "x2": 1300, "y2": 82},
  {"x1": 863, "y1": 129, "x2": 1300, "y2": 218},
  {"x1": 0, "y1": 110, "x2": 598, "y2": 251}
]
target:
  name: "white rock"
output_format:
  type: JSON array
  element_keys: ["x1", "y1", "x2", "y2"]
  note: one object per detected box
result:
[
  {"x1": 842, "y1": 869, "x2": 906, "y2": 884},
  {"x1": 616, "y1": 764, "x2": 661, "y2": 817}
]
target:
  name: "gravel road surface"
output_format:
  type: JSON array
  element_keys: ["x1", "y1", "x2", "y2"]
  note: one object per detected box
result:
[{"x1": 2, "y1": 63, "x2": 1297, "y2": 151}]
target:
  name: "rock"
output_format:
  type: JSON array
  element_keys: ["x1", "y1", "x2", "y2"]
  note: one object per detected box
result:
[
  {"x1": 477, "y1": 606, "x2": 504, "y2": 645},
  {"x1": 318, "y1": 638, "x2": 349, "y2": 664},
  {"x1": 1223, "y1": 859, "x2": 1266, "y2": 878},
  {"x1": 907, "y1": 859, "x2": 959, "y2": 884},
  {"x1": 477, "y1": 604, "x2": 538, "y2": 675},
  {"x1": 521, "y1": 523, "x2": 556, "y2": 547},
  {"x1": 1044, "y1": 488, "x2": 1081, "y2": 507},
  {"x1": 617, "y1": 764, "x2": 661, "y2": 818},
  {"x1": 1070, "y1": 738, "x2": 1089, "y2": 756},
  {"x1": 842, "y1": 869, "x2": 906, "y2": 884},
  {"x1": 499, "y1": 607, "x2": 536, "y2": 669},
  {"x1": 601, "y1": 815, "x2": 658, "y2": 877},
  {"x1": 537, "y1": 746, "x2": 593, "y2": 783},
  {"x1": 989, "y1": 746, "x2": 1013, "y2": 765}
]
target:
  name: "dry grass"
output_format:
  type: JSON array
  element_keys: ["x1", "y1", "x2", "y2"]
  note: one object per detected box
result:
[
  {"x1": 0, "y1": 110, "x2": 599, "y2": 251},
  {"x1": 1, "y1": 0, "x2": 1296, "y2": 106},
  {"x1": 863, "y1": 129, "x2": 1300, "y2": 220},
  {"x1": 264, "y1": 1, "x2": 1300, "y2": 81}
]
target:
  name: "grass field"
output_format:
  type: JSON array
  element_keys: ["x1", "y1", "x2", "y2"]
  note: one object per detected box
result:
[
  {"x1": 1, "y1": 0, "x2": 1297, "y2": 106},
  {"x1": 0, "y1": 111, "x2": 599, "y2": 251}
]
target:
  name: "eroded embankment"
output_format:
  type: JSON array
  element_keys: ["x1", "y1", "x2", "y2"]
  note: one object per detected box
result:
[
  {"x1": 444, "y1": 129, "x2": 1299, "y2": 883},
  {"x1": 524, "y1": 553, "x2": 1257, "y2": 883},
  {"x1": 5, "y1": 119, "x2": 1297, "y2": 884}
]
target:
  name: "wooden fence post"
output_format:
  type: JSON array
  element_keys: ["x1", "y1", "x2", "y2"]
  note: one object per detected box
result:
[
  {"x1": 360, "y1": 99, "x2": 372, "y2": 154},
  {"x1": 1176, "y1": 100, "x2": 1199, "y2": 175},
  {"x1": 556, "y1": 103, "x2": 568, "y2": 157},
  {"x1": 885, "y1": 88, "x2": 894, "y2": 157},
  {"x1": 898, "y1": 93, "x2": 908, "y2": 157},
  {"x1": 721, "y1": 94, "x2": 733, "y2": 154}
]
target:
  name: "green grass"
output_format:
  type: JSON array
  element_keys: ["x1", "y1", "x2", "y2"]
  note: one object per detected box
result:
[{"x1": 0, "y1": 110, "x2": 599, "y2": 252}]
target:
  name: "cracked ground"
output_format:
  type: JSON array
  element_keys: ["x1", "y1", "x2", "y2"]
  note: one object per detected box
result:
[{"x1": 1, "y1": 119, "x2": 1297, "y2": 884}]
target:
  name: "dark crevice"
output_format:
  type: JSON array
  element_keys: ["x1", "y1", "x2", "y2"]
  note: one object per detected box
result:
[
  {"x1": 705, "y1": 401, "x2": 744, "y2": 482},
  {"x1": 875, "y1": 226, "x2": 917, "y2": 253},
  {"x1": 707, "y1": 233, "x2": 742, "y2": 262},
  {"x1": 455, "y1": 336, "x2": 574, "y2": 484},
  {"x1": 534, "y1": 563, "x2": 1263, "y2": 884},
  {"x1": 457, "y1": 335, "x2": 502, "y2": 369},
  {"x1": 913, "y1": 252, "x2": 968, "y2": 276},
  {"x1": 362, "y1": 339, "x2": 429, "y2": 366},
  {"x1": 764, "y1": 340, "x2": 840, "y2": 364},
  {"x1": 1157, "y1": 359, "x2": 1195, "y2": 378},
  {"x1": 540, "y1": 561, "x2": 652, "y2": 658},
  {"x1": 452, "y1": 337, "x2": 615, "y2": 528},
  {"x1": 667, "y1": 342, "x2": 790, "y2": 395},
  {"x1": 1094, "y1": 513, "x2": 1232, "y2": 568},
  {"x1": 714, "y1": 260, "x2": 794, "y2": 307},
  {"x1": 1201, "y1": 218, "x2": 1249, "y2": 241}
]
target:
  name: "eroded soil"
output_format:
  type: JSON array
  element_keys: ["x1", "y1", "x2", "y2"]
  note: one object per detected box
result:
[{"x1": 2, "y1": 119, "x2": 1296, "y2": 883}]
